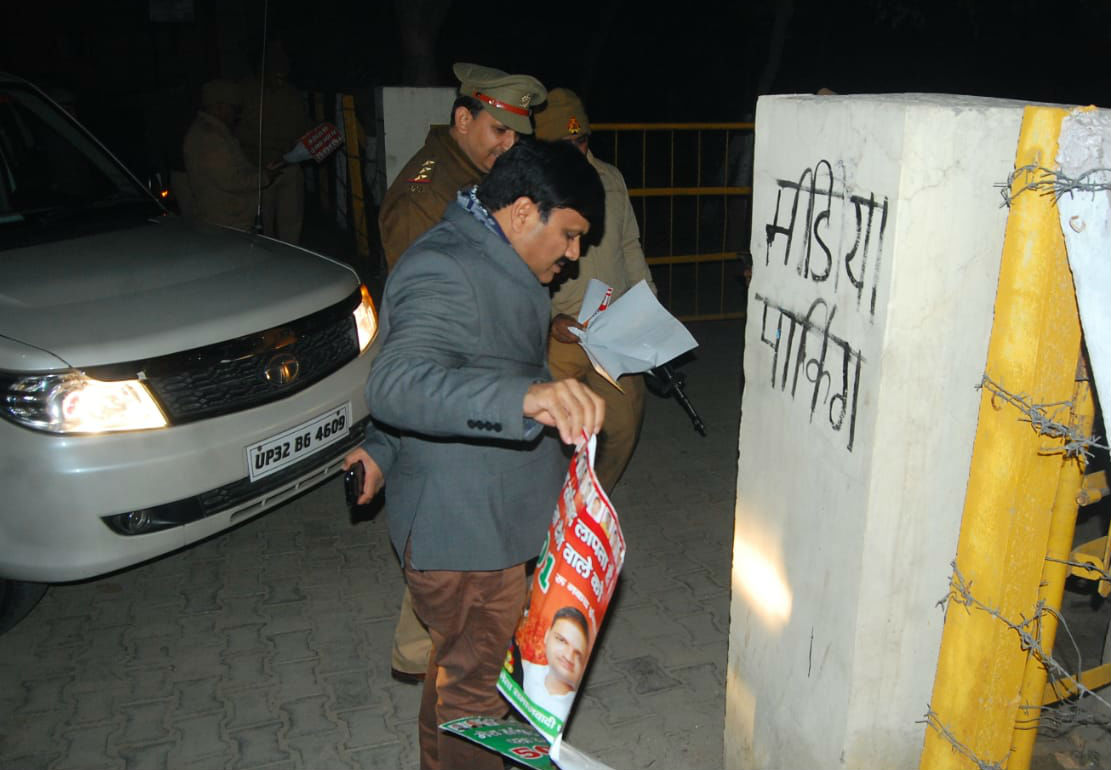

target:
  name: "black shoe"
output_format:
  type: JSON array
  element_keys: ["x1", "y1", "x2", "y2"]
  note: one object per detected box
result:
[{"x1": 391, "y1": 668, "x2": 426, "y2": 684}]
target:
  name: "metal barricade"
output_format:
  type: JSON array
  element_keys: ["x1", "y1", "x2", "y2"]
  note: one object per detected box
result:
[{"x1": 590, "y1": 122, "x2": 754, "y2": 321}]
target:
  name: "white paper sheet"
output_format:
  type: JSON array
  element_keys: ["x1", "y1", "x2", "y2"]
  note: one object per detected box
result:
[{"x1": 569, "y1": 279, "x2": 699, "y2": 386}]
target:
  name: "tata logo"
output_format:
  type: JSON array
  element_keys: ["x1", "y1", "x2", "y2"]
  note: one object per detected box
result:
[{"x1": 263, "y1": 353, "x2": 300, "y2": 386}]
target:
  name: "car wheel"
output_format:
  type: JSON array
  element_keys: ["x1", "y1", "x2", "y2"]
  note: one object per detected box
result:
[{"x1": 0, "y1": 578, "x2": 48, "y2": 633}]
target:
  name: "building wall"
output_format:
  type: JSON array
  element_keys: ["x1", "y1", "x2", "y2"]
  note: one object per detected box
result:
[
  {"x1": 726, "y1": 93, "x2": 1027, "y2": 768},
  {"x1": 375, "y1": 86, "x2": 456, "y2": 192}
]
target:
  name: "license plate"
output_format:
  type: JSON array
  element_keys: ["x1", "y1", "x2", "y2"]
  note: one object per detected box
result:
[{"x1": 247, "y1": 403, "x2": 352, "y2": 482}]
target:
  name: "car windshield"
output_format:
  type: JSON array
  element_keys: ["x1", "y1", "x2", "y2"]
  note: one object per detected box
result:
[{"x1": 0, "y1": 81, "x2": 163, "y2": 249}]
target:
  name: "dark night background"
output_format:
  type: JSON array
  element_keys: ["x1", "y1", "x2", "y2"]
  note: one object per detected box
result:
[{"x1": 2, "y1": 0, "x2": 1109, "y2": 186}]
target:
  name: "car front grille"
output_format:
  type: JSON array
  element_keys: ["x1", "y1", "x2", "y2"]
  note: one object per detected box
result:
[{"x1": 89, "y1": 290, "x2": 361, "y2": 424}]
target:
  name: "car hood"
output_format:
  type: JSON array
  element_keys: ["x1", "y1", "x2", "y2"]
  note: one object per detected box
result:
[{"x1": 0, "y1": 217, "x2": 359, "y2": 371}]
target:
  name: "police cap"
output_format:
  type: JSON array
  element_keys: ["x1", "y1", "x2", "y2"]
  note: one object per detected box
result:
[{"x1": 453, "y1": 62, "x2": 547, "y2": 135}]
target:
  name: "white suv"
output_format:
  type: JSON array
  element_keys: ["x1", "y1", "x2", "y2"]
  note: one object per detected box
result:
[{"x1": 0, "y1": 74, "x2": 377, "y2": 630}]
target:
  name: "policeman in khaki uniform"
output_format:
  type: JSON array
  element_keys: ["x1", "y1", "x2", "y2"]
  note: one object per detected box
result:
[
  {"x1": 183, "y1": 80, "x2": 280, "y2": 231},
  {"x1": 238, "y1": 41, "x2": 313, "y2": 244},
  {"x1": 378, "y1": 62, "x2": 548, "y2": 682},
  {"x1": 378, "y1": 62, "x2": 547, "y2": 270},
  {"x1": 535, "y1": 88, "x2": 656, "y2": 493}
]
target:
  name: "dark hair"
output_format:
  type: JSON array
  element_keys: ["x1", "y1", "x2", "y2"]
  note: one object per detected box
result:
[
  {"x1": 551, "y1": 606, "x2": 589, "y2": 639},
  {"x1": 449, "y1": 94, "x2": 483, "y2": 126},
  {"x1": 476, "y1": 139, "x2": 604, "y2": 229}
]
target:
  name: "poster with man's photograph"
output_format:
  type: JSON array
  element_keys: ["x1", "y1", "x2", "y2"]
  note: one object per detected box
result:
[{"x1": 498, "y1": 436, "x2": 626, "y2": 746}]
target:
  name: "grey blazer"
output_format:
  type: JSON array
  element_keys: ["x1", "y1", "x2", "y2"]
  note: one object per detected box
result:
[{"x1": 361, "y1": 202, "x2": 565, "y2": 571}]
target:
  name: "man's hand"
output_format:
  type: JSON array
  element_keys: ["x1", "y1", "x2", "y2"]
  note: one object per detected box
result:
[
  {"x1": 549, "y1": 314, "x2": 584, "y2": 345},
  {"x1": 523, "y1": 379, "x2": 605, "y2": 445},
  {"x1": 262, "y1": 160, "x2": 286, "y2": 187},
  {"x1": 342, "y1": 448, "x2": 385, "y2": 505}
]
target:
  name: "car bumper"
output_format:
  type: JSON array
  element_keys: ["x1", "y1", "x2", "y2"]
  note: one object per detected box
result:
[{"x1": 0, "y1": 351, "x2": 373, "y2": 582}]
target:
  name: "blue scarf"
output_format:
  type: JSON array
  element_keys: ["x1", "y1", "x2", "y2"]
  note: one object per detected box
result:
[{"x1": 457, "y1": 186, "x2": 509, "y2": 243}]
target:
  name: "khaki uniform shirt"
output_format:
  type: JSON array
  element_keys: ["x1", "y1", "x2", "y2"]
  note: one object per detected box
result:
[
  {"x1": 550, "y1": 152, "x2": 656, "y2": 317},
  {"x1": 238, "y1": 77, "x2": 312, "y2": 163},
  {"x1": 183, "y1": 111, "x2": 262, "y2": 230},
  {"x1": 378, "y1": 125, "x2": 484, "y2": 270}
]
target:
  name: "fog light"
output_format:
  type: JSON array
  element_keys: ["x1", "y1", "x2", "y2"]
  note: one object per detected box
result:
[{"x1": 120, "y1": 510, "x2": 152, "y2": 534}]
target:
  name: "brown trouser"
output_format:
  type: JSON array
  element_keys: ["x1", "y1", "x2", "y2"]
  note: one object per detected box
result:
[
  {"x1": 547, "y1": 337, "x2": 646, "y2": 492},
  {"x1": 404, "y1": 557, "x2": 527, "y2": 770}
]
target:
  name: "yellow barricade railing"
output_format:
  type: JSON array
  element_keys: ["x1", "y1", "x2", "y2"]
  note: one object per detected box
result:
[{"x1": 591, "y1": 122, "x2": 755, "y2": 322}]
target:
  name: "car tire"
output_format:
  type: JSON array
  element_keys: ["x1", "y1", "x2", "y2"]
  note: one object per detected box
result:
[{"x1": 0, "y1": 579, "x2": 48, "y2": 634}]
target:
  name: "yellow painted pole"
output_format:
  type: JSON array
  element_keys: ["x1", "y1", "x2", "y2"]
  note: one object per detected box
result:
[
  {"x1": 341, "y1": 94, "x2": 370, "y2": 259},
  {"x1": 920, "y1": 105, "x2": 1081, "y2": 770},
  {"x1": 1010, "y1": 374, "x2": 1094, "y2": 767}
]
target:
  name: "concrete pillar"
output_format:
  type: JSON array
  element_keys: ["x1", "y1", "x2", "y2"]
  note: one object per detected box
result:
[{"x1": 727, "y1": 94, "x2": 1032, "y2": 768}]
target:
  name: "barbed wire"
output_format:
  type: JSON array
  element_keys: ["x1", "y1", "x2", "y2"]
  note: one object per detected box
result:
[
  {"x1": 921, "y1": 709, "x2": 1008, "y2": 770},
  {"x1": 927, "y1": 562, "x2": 1111, "y2": 765},
  {"x1": 997, "y1": 164, "x2": 1111, "y2": 207},
  {"x1": 1044, "y1": 555, "x2": 1111, "y2": 585},
  {"x1": 979, "y1": 375, "x2": 1109, "y2": 458}
]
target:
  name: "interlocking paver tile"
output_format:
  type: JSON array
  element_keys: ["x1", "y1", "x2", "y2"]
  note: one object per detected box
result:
[
  {"x1": 0, "y1": 751, "x2": 62, "y2": 770},
  {"x1": 215, "y1": 597, "x2": 268, "y2": 628},
  {"x1": 346, "y1": 741, "x2": 407, "y2": 770},
  {"x1": 674, "y1": 607, "x2": 726, "y2": 643},
  {"x1": 174, "y1": 643, "x2": 228, "y2": 680},
  {"x1": 121, "y1": 665, "x2": 176, "y2": 700},
  {"x1": 285, "y1": 731, "x2": 349, "y2": 769},
  {"x1": 670, "y1": 661, "x2": 724, "y2": 694},
  {"x1": 273, "y1": 659, "x2": 325, "y2": 701},
  {"x1": 674, "y1": 568, "x2": 728, "y2": 599},
  {"x1": 1, "y1": 711, "x2": 63, "y2": 756},
  {"x1": 269, "y1": 629, "x2": 314, "y2": 665},
  {"x1": 220, "y1": 652, "x2": 271, "y2": 693},
  {"x1": 114, "y1": 698, "x2": 176, "y2": 745},
  {"x1": 224, "y1": 687, "x2": 279, "y2": 730},
  {"x1": 128, "y1": 635, "x2": 178, "y2": 667},
  {"x1": 281, "y1": 693, "x2": 338, "y2": 736},
  {"x1": 224, "y1": 623, "x2": 269, "y2": 656},
  {"x1": 613, "y1": 655, "x2": 683, "y2": 694},
  {"x1": 314, "y1": 640, "x2": 366, "y2": 676},
  {"x1": 322, "y1": 671, "x2": 379, "y2": 712},
  {"x1": 20, "y1": 673, "x2": 70, "y2": 712},
  {"x1": 182, "y1": 586, "x2": 222, "y2": 615},
  {"x1": 228, "y1": 723, "x2": 290, "y2": 768},
  {"x1": 222, "y1": 570, "x2": 265, "y2": 598},
  {"x1": 172, "y1": 677, "x2": 224, "y2": 716},
  {"x1": 69, "y1": 686, "x2": 119, "y2": 724},
  {"x1": 56, "y1": 722, "x2": 124, "y2": 770},
  {"x1": 116, "y1": 740, "x2": 175, "y2": 770}
]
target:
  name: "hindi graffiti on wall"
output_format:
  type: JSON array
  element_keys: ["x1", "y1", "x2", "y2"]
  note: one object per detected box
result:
[{"x1": 754, "y1": 160, "x2": 890, "y2": 452}]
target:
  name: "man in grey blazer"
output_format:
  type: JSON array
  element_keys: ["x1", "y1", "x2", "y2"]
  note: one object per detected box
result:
[{"x1": 343, "y1": 140, "x2": 606, "y2": 770}]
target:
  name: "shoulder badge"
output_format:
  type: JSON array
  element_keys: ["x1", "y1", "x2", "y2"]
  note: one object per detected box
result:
[
  {"x1": 406, "y1": 159, "x2": 436, "y2": 187},
  {"x1": 567, "y1": 116, "x2": 582, "y2": 135}
]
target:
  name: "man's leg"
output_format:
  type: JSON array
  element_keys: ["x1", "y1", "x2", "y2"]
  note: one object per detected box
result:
[
  {"x1": 548, "y1": 338, "x2": 646, "y2": 493},
  {"x1": 392, "y1": 586, "x2": 433, "y2": 679},
  {"x1": 405, "y1": 563, "x2": 526, "y2": 770},
  {"x1": 587, "y1": 368, "x2": 646, "y2": 492},
  {"x1": 275, "y1": 164, "x2": 305, "y2": 244}
]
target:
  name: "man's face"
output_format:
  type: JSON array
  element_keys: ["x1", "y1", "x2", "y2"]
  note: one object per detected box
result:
[
  {"x1": 515, "y1": 206, "x2": 590, "y2": 284},
  {"x1": 214, "y1": 102, "x2": 243, "y2": 130},
  {"x1": 565, "y1": 134, "x2": 589, "y2": 156},
  {"x1": 455, "y1": 107, "x2": 517, "y2": 172},
  {"x1": 544, "y1": 617, "x2": 588, "y2": 689}
]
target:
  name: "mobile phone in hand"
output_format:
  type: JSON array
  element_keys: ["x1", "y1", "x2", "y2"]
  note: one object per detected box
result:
[{"x1": 344, "y1": 463, "x2": 365, "y2": 507}]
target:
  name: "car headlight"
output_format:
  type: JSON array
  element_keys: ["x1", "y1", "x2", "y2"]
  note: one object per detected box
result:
[
  {"x1": 353, "y1": 283, "x2": 378, "y2": 353},
  {"x1": 1, "y1": 372, "x2": 168, "y2": 433}
]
